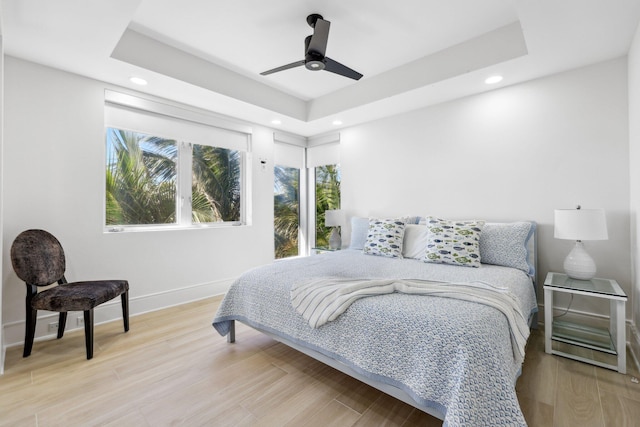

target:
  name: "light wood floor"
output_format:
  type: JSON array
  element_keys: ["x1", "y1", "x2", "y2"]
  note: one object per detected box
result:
[{"x1": 1, "y1": 297, "x2": 639, "y2": 426}]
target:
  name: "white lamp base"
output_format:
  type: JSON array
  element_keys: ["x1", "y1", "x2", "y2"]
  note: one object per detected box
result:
[
  {"x1": 329, "y1": 227, "x2": 342, "y2": 250},
  {"x1": 563, "y1": 241, "x2": 597, "y2": 280}
]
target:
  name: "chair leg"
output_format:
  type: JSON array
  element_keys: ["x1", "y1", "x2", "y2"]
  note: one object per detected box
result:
[
  {"x1": 57, "y1": 312, "x2": 67, "y2": 339},
  {"x1": 83, "y1": 309, "x2": 94, "y2": 360},
  {"x1": 121, "y1": 291, "x2": 129, "y2": 332},
  {"x1": 23, "y1": 307, "x2": 37, "y2": 358},
  {"x1": 23, "y1": 285, "x2": 38, "y2": 358}
]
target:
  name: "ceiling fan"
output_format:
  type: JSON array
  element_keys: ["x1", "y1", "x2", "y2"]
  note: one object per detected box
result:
[{"x1": 260, "y1": 14, "x2": 363, "y2": 81}]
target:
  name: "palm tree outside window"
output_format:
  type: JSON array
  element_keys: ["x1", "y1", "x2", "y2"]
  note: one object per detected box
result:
[
  {"x1": 106, "y1": 128, "x2": 243, "y2": 228},
  {"x1": 273, "y1": 163, "x2": 340, "y2": 259},
  {"x1": 315, "y1": 165, "x2": 341, "y2": 248},
  {"x1": 274, "y1": 165, "x2": 300, "y2": 259}
]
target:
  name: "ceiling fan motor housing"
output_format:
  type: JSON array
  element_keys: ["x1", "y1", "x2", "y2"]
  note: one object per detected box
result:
[
  {"x1": 305, "y1": 58, "x2": 325, "y2": 71},
  {"x1": 304, "y1": 35, "x2": 325, "y2": 70}
]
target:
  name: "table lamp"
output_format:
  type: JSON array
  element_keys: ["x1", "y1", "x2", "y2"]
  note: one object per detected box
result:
[
  {"x1": 554, "y1": 207, "x2": 608, "y2": 280},
  {"x1": 325, "y1": 209, "x2": 345, "y2": 250}
]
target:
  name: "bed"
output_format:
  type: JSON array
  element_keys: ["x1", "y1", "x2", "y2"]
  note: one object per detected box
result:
[{"x1": 212, "y1": 218, "x2": 538, "y2": 426}]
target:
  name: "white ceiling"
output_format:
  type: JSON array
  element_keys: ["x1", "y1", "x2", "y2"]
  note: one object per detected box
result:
[{"x1": 2, "y1": 0, "x2": 640, "y2": 136}]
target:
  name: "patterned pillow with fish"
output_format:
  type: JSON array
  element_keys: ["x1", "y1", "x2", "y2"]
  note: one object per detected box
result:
[
  {"x1": 423, "y1": 217, "x2": 485, "y2": 267},
  {"x1": 363, "y1": 218, "x2": 406, "y2": 258}
]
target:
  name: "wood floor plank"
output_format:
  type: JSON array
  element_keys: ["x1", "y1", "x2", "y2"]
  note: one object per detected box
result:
[
  {"x1": 554, "y1": 357, "x2": 605, "y2": 427},
  {"x1": 595, "y1": 349, "x2": 640, "y2": 403},
  {"x1": 516, "y1": 329, "x2": 558, "y2": 406},
  {"x1": 352, "y1": 392, "x2": 414, "y2": 426},
  {"x1": 1, "y1": 296, "x2": 639, "y2": 426},
  {"x1": 283, "y1": 399, "x2": 361, "y2": 427},
  {"x1": 239, "y1": 368, "x2": 317, "y2": 417},
  {"x1": 181, "y1": 402, "x2": 258, "y2": 427},
  {"x1": 401, "y1": 408, "x2": 443, "y2": 427},
  {"x1": 247, "y1": 374, "x2": 340, "y2": 425},
  {"x1": 599, "y1": 390, "x2": 640, "y2": 427},
  {"x1": 0, "y1": 413, "x2": 36, "y2": 427},
  {"x1": 517, "y1": 396, "x2": 555, "y2": 427},
  {"x1": 139, "y1": 377, "x2": 251, "y2": 426},
  {"x1": 334, "y1": 376, "x2": 382, "y2": 414},
  {"x1": 102, "y1": 409, "x2": 151, "y2": 427}
]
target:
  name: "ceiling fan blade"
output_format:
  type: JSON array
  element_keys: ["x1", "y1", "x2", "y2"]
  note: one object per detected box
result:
[
  {"x1": 260, "y1": 60, "x2": 305, "y2": 76},
  {"x1": 324, "y1": 57, "x2": 363, "y2": 80},
  {"x1": 307, "y1": 18, "x2": 330, "y2": 56}
]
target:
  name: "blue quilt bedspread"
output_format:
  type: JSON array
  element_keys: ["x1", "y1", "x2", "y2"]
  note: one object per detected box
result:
[{"x1": 212, "y1": 250, "x2": 537, "y2": 426}]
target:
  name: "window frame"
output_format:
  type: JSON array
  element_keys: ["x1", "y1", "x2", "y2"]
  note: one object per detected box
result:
[
  {"x1": 273, "y1": 164, "x2": 302, "y2": 259},
  {"x1": 104, "y1": 90, "x2": 252, "y2": 233},
  {"x1": 273, "y1": 139, "x2": 308, "y2": 258},
  {"x1": 312, "y1": 164, "x2": 341, "y2": 249},
  {"x1": 306, "y1": 138, "x2": 341, "y2": 253}
]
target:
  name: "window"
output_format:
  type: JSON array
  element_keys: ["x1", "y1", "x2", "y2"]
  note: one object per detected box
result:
[
  {"x1": 191, "y1": 144, "x2": 242, "y2": 223},
  {"x1": 273, "y1": 141, "x2": 306, "y2": 259},
  {"x1": 104, "y1": 91, "x2": 250, "y2": 230},
  {"x1": 314, "y1": 164, "x2": 341, "y2": 247},
  {"x1": 307, "y1": 140, "x2": 341, "y2": 248},
  {"x1": 106, "y1": 129, "x2": 177, "y2": 225},
  {"x1": 272, "y1": 135, "x2": 339, "y2": 258},
  {"x1": 274, "y1": 166, "x2": 300, "y2": 258}
]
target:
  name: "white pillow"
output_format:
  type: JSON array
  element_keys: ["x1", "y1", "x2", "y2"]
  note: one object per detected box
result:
[
  {"x1": 363, "y1": 218, "x2": 406, "y2": 258},
  {"x1": 402, "y1": 224, "x2": 429, "y2": 259},
  {"x1": 349, "y1": 217, "x2": 370, "y2": 249}
]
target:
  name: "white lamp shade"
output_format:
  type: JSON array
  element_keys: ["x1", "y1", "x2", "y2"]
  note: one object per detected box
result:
[
  {"x1": 554, "y1": 208, "x2": 608, "y2": 241},
  {"x1": 325, "y1": 209, "x2": 345, "y2": 227}
]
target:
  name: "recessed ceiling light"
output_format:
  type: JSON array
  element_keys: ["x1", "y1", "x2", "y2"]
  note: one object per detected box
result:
[
  {"x1": 485, "y1": 75, "x2": 503, "y2": 85},
  {"x1": 129, "y1": 77, "x2": 148, "y2": 86},
  {"x1": 332, "y1": 120, "x2": 343, "y2": 126},
  {"x1": 271, "y1": 119, "x2": 282, "y2": 125}
]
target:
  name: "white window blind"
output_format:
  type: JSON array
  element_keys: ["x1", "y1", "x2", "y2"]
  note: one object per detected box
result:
[
  {"x1": 104, "y1": 90, "x2": 250, "y2": 151},
  {"x1": 307, "y1": 142, "x2": 340, "y2": 168},
  {"x1": 274, "y1": 142, "x2": 305, "y2": 169}
]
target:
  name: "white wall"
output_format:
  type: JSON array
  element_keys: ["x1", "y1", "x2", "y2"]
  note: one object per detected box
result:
[
  {"x1": 1, "y1": 57, "x2": 276, "y2": 346},
  {"x1": 0, "y1": 30, "x2": 5, "y2": 372},
  {"x1": 1, "y1": 55, "x2": 633, "y2": 350},
  {"x1": 340, "y1": 58, "x2": 631, "y2": 321},
  {"x1": 628, "y1": 21, "x2": 640, "y2": 362}
]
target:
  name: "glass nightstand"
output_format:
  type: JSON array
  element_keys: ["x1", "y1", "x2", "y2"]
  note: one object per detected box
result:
[{"x1": 544, "y1": 272, "x2": 627, "y2": 373}]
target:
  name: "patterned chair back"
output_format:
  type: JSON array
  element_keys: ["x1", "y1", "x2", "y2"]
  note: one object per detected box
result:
[{"x1": 11, "y1": 229, "x2": 66, "y2": 287}]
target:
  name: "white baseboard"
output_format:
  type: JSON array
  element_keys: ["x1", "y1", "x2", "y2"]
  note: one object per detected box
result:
[
  {"x1": 2, "y1": 277, "x2": 235, "y2": 349},
  {"x1": 0, "y1": 344, "x2": 4, "y2": 376}
]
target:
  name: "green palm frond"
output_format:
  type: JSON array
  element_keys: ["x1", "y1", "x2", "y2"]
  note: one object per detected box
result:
[
  {"x1": 315, "y1": 165, "x2": 341, "y2": 246},
  {"x1": 274, "y1": 166, "x2": 300, "y2": 258},
  {"x1": 105, "y1": 128, "x2": 177, "y2": 225},
  {"x1": 105, "y1": 129, "x2": 243, "y2": 227},
  {"x1": 192, "y1": 145, "x2": 241, "y2": 222}
]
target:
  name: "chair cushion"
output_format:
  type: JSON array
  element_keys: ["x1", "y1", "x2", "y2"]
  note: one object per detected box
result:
[{"x1": 31, "y1": 280, "x2": 129, "y2": 312}]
